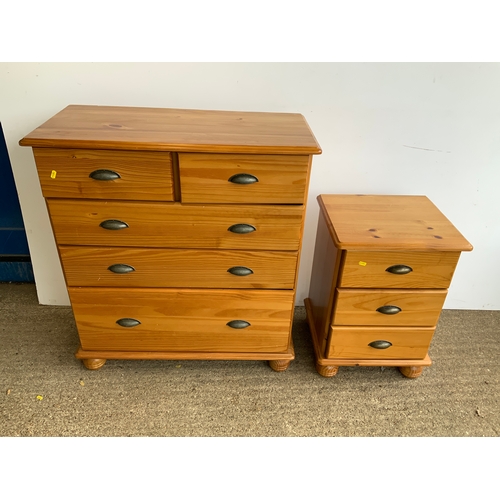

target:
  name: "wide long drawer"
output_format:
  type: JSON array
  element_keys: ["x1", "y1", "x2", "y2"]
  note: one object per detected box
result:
[
  {"x1": 69, "y1": 287, "x2": 294, "y2": 352},
  {"x1": 47, "y1": 200, "x2": 304, "y2": 250},
  {"x1": 339, "y1": 250, "x2": 460, "y2": 289},
  {"x1": 178, "y1": 153, "x2": 309, "y2": 204},
  {"x1": 326, "y1": 326, "x2": 435, "y2": 359},
  {"x1": 332, "y1": 289, "x2": 447, "y2": 326},
  {"x1": 59, "y1": 246, "x2": 298, "y2": 289},
  {"x1": 33, "y1": 148, "x2": 174, "y2": 201}
]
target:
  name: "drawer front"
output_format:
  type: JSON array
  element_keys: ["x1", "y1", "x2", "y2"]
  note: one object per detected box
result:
[
  {"x1": 339, "y1": 250, "x2": 460, "y2": 288},
  {"x1": 33, "y1": 148, "x2": 174, "y2": 201},
  {"x1": 332, "y1": 289, "x2": 447, "y2": 326},
  {"x1": 59, "y1": 246, "x2": 298, "y2": 289},
  {"x1": 326, "y1": 326, "x2": 435, "y2": 359},
  {"x1": 69, "y1": 287, "x2": 294, "y2": 352},
  {"x1": 178, "y1": 153, "x2": 309, "y2": 204},
  {"x1": 47, "y1": 200, "x2": 304, "y2": 250}
]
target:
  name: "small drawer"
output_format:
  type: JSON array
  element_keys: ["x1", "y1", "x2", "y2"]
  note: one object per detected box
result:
[
  {"x1": 33, "y1": 148, "x2": 174, "y2": 201},
  {"x1": 47, "y1": 200, "x2": 304, "y2": 250},
  {"x1": 339, "y1": 250, "x2": 460, "y2": 289},
  {"x1": 326, "y1": 326, "x2": 435, "y2": 359},
  {"x1": 332, "y1": 289, "x2": 447, "y2": 327},
  {"x1": 178, "y1": 153, "x2": 309, "y2": 204},
  {"x1": 59, "y1": 246, "x2": 298, "y2": 289},
  {"x1": 69, "y1": 287, "x2": 294, "y2": 353}
]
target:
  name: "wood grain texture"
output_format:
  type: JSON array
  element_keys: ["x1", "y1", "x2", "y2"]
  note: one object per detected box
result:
[
  {"x1": 20, "y1": 105, "x2": 319, "y2": 368},
  {"x1": 332, "y1": 288, "x2": 447, "y2": 326},
  {"x1": 33, "y1": 148, "x2": 174, "y2": 201},
  {"x1": 305, "y1": 298, "x2": 432, "y2": 374},
  {"x1": 307, "y1": 210, "x2": 342, "y2": 352},
  {"x1": 326, "y1": 326, "x2": 435, "y2": 359},
  {"x1": 75, "y1": 343, "x2": 295, "y2": 361},
  {"x1": 19, "y1": 105, "x2": 322, "y2": 155},
  {"x1": 268, "y1": 359, "x2": 292, "y2": 372},
  {"x1": 315, "y1": 363, "x2": 339, "y2": 377},
  {"x1": 285, "y1": 153, "x2": 313, "y2": 349},
  {"x1": 178, "y1": 153, "x2": 309, "y2": 204},
  {"x1": 318, "y1": 356, "x2": 431, "y2": 369},
  {"x1": 47, "y1": 200, "x2": 304, "y2": 250},
  {"x1": 58, "y1": 246, "x2": 298, "y2": 289},
  {"x1": 399, "y1": 365, "x2": 425, "y2": 378},
  {"x1": 339, "y1": 250, "x2": 460, "y2": 288},
  {"x1": 82, "y1": 358, "x2": 106, "y2": 370},
  {"x1": 306, "y1": 194, "x2": 473, "y2": 378},
  {"x1": 69, "y1": 287, "x2": 294, "y2": 353},
  {"x1": 318, "y1": 194, "x2": 473, "y2": 251}
]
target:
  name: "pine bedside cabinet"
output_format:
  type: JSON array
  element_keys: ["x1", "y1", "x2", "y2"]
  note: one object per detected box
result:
[
  {"x1": 20, "y1": 105, "x2": 321, "y2": 371},
  {"x1": 305, "y1": 194, "x2": 472, "y2": 378}
]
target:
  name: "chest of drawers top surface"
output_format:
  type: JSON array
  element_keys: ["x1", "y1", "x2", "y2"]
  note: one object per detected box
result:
[
  {"x1": 19, "y1": 105, "x2": 322, "y2": 155},
  {"x1": 319, "y1": 194, "x2": 473, "y2": 252}
]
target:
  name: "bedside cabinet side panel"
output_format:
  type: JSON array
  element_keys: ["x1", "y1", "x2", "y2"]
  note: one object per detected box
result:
[{"x1": 307, "y1": 210, "x2": 341, "y2": 354}]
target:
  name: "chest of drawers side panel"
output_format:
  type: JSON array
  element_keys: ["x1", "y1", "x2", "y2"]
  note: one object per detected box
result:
[
  {"x1": 307, "y1": 209, "x2": 343, "y2": 354},
  {"x1": 283, "y1": 154, "x2": 314, "y2": 351}
]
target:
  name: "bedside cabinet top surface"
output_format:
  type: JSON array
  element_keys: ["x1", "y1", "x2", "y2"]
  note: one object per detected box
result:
[
  {"x1": 19, "y1": 104, "x2": 322, "y2": 155},
  {"x1": 318, "y1": 194, "x2": 473, "y2": 252}
]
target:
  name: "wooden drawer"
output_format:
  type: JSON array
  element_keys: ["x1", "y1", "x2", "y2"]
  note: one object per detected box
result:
[
  {"x1": 332, "y1": 289, "x2": 447, "y2": 326},
  {"x1": 33, "y1": 148, "x2": 174, "y2": 201},
  {"x1": 47, "y1": 200, "x2": 304, "y2": 250},
  {"x1": 326, "y1": 326, "x2": 435, "y2": 359},
  {"x1": 69, "y1": 287, "x2": 294, "y2": 352},
  {"x1": 339, "y1": 250, "x2": 460, "y2": 288},
  {"x1": 59, "y1": 246, "x2": 298, "y2": 289},
  {"x1": 178, "y1": 153, "x2": 309, "y2": 204}
]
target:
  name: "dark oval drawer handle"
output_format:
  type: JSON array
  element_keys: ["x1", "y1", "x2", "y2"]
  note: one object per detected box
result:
[
  {"x1": 368, "y1": 340, "x2": 393, "y2": 349},
  {"x1": 227, "y1": 266, "x2": 254, "y2": 276},
  {"x1": 89, "y1": 169, "x2": 121, "y2": 181},
  {"x1": 386, "y1": 264, "x2": 413, "y2": 275},
  {"x1": 108, "y1": 264, "x2": 135, "y2": 274},
  {"x1": 228, "y1": 173, "x2": 259, "y2": 184},
  {"x1": 100, "y1": 219, "x2": 129, "y2": 230},
  {"x1": 376, "y1": 305, "x2": 402, "y2": 315},
  {"x1": 228, "y1": 223, "x2": 256, "y2": 234},
  {"x1": 116, "y1": 318, "x2": 141, "y2": 328},
  {"x1": 226, "y1": 320, "x2": 251, "y2": 329}
]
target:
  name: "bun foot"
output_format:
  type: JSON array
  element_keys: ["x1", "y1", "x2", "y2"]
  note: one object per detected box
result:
[
  {"x1": 268, "y1": 359, "x2": 291, "y2": 372},
  {"x1": 82, "y1": 358, "x2": 107, "y2": 370},
  {"x1": 316, "y1": 363, "x2": 339, "y2": 377},
  {"x1": 399, "y1": 365, "x2": 424, "y2": 379}
]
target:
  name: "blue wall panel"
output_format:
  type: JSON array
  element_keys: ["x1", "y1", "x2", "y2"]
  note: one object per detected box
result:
[{"x1": 0, "y1": 122, "x2": 34, "y2": 282}]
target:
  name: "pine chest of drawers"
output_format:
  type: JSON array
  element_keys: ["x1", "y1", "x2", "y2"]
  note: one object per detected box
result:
[
  {"x1": 20, "y1": 105, "x2": 321, "y2": 371},
  {"x1": 305, "y1": 194, "x2": 472, "y2": 378}
]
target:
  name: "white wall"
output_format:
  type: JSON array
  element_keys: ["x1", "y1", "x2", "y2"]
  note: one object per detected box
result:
[{"x1": 2, "y1": 63, "x2": 499, "y2": 309}]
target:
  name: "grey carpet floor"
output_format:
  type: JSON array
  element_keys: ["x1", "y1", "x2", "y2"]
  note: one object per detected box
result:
[{"x1": 1, "y1": 282, "x2": 499, "y2": 437}]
